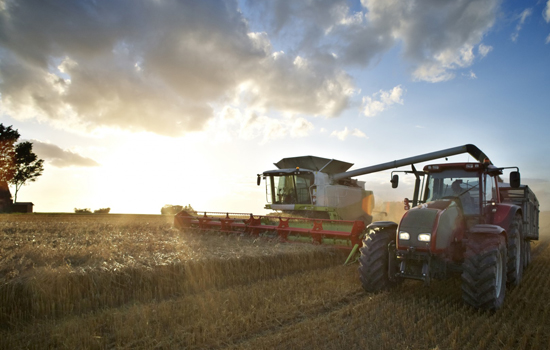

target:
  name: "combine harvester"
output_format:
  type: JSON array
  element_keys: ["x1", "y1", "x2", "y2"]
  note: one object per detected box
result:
[
  {"x1": 174, "y1": 146, "x2": 515, "y2": 257},
  {"x1": 174, "y1": 155, "x2": 373, "y2": 256}
]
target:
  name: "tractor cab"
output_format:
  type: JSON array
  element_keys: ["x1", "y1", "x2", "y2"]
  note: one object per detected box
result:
[
  {"x1": 423, "y1": 164, "x2": 486, "y2": 216},
  {"x1": 420, "y1": 162, "x2": 513, "y2": 220}
]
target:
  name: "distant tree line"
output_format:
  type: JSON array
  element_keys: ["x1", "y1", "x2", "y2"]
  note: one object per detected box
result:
[{"x1": 74, "y1": 208, "x2": 111, "y2": 214}]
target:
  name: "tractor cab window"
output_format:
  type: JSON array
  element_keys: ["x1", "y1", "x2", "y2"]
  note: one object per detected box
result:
[
  {"x1": 425, "y1": 169, "x2": 480, "y2": 215},
  {"x1": 484, "y1": 174, "x2": 497, "y2": 204},
  {"x1": 266, "y1": 172, "x2": 314, "y2": 205}
]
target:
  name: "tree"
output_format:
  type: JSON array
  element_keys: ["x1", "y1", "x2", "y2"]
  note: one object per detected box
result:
[
  {"x1": 9, "y1": 141, "x2": 44, "y2": 202},
  {"x1": 0, "y1": 124, "x2": 20, "y2": 182}
]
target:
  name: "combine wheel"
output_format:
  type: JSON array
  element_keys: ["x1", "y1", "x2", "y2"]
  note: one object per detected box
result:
[
  {"x1": 461, "y1": 234, "x2": 507, "y2": 310},
  {"x1": 358, "y1": 228, "x2": 397, "y2": 292},
  {"x1": 506, "y1": 214, "x2": 524, "y2": 286}
]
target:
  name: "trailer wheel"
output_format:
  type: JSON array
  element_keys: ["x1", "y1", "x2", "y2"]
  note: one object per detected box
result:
[
  {"x1": 358, "y1": 228, "x2": 397, "y2": 292},
  {"x1": 461, "y1": 233, "x2": 507, "y2": 310},
  {"x1": 507, "y1": 214, "x2": 523, "y2": 286},
  {"x1": 523, "y1": 240, "x2": 531, "y2": 269}
]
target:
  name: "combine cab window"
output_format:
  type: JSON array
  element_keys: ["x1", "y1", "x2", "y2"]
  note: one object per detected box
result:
[
  {"x1": 425, "y1": 169, "x2": 480, "y2": 215},
  {"x1": 266, "y1": 173, "x2": 314, "y2": 205}
]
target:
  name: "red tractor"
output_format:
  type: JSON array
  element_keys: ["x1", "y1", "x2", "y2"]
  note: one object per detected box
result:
[{"x1": 358, "y1": 157, "x2": 539, "y2": 310}]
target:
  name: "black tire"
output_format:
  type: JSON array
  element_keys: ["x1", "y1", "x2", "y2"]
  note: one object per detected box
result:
[
  {"x1": 358, "y1": 228, "x2": 397, "y2": 292},
  {"x1": 507, "y1": 214, "x2": 523, "y2": 286},
  {"x1": 461, "y1": 234, "x2": 507, "y2": 310},
  {"x1": 524, "y1": 239, "x2": 531, "y2": 268}
]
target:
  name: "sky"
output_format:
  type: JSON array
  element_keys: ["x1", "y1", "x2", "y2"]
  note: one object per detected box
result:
[{"x1": 0, "y1": 0, "x2": 549, "y2": 214}]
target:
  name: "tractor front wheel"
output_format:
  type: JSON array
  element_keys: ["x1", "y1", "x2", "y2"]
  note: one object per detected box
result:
[
  {"x1": 358, "y1": 228, "x2": 397, "y2": 292},
  {"x1": 461, "y1": 233, "x2": 507, "y2": 310}
]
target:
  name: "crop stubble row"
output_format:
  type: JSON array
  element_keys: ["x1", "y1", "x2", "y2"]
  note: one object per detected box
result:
[
  {"x1": 232, "y1": 220, "x2": 550, "y2": 350},
  {"x1": 1, "y1": 213, "x2": 549, "y2": 349}
]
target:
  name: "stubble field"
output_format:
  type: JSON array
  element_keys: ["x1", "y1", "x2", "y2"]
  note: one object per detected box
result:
[{"x1": 1, "y1": 212, "x2": 549, "y2": 349}]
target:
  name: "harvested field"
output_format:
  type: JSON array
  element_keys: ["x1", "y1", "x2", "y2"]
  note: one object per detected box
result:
[{"x1": 1, "y1": 212, "x2": 550, "y2": 349}]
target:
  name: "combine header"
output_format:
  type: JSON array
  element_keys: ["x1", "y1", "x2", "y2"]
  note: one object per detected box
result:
[{"x1": 174, "y1": 211, "x2": 365, "y2": 253}]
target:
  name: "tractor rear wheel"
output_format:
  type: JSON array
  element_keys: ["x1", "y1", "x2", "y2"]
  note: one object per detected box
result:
[
  {"x1": 461, "y1": 234, "x2": 507, "y2": 310},
  {"x1": 507, "y1": 214, "x2": 524, "y2": 286},
  {"x1": 358, "y1": 228, "x2": 397, "y2": 292}
]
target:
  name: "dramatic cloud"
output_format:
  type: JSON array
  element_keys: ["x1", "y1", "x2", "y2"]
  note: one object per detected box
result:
[
  {"x1": 30, "y1": 140, "x2": 100, "y2": 168},
  {"x1": 0, "y1": 0, "x2": 354, "y2": 137},
  {"x1": 251, "y1": 0, "x2": 499, "y2": 82},
  {"x1": 0, "y1": 0, "x2": 501, "y2": 138},
  {"x1": 362, "y1": 85, "x2": 404, "y2": 117}
]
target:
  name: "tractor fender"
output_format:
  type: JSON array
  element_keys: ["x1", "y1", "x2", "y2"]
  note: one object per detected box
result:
[
  {"x1": 493, "y1": 203, "x2": 522, "y2": 233},
  {"x1": 468, "y1": 224, "x2": 507, "y2": 242},
  {"x1": 366, "y1": 221, "x2": 398, "y2": 231},
  {"x1": 364, "y1": 221, "x2": 398, "y2": 242}
]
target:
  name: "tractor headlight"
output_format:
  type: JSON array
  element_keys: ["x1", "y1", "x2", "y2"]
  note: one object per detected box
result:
[
  {"x1": 418, "y1": 233, "x2": 431, "y2": 242},
  {"x1": 399, "y1": 231, "x2": 410, "y2": 240}
]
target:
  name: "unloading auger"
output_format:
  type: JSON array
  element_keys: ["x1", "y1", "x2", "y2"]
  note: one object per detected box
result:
[{"x1": 174, "y1": 145, "x2": 492, "y2": 261}]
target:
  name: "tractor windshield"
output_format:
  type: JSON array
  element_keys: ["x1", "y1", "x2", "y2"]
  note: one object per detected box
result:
[
  {"x1": 266, "y1": 173, "x2": 314, "y2": 205},
  {"x1": 425, "y1": 169, "x2": 480, "y2": 215}
]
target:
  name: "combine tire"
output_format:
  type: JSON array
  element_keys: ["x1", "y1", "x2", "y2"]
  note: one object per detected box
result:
[
  {"x1": 461, "y1": 234, "x2": 507, "y2": 310},
  {"x1": 358, "y1": 228, "x2": 397, "y2": 292},
  {"x1": 507, "y1": 214, "x2": 523, "y2": 286}
]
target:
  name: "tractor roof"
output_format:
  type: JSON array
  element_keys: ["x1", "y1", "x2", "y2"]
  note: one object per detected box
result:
[{"x1": 274, "y1": 156, "x2": 353, "y2": 174}]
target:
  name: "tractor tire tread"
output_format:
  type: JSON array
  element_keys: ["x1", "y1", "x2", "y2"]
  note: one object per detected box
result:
[
  {"x1": 461, "y1": 233, "x2": 507, "y2": 310},
  {"x1": 358, "y1": 229, "x2": 395, "y2": 292}
]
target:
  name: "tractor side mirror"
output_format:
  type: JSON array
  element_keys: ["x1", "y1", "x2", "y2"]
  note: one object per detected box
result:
[
  {"x1": 257, "y1": 175, "x2": 261, "y2": 186},
  {"x1": 391, "y1": 174, "x2": 399, "y2": 189},
  {"x1": 510, "y1": 171, "x2": 520, "y2": 188}
]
